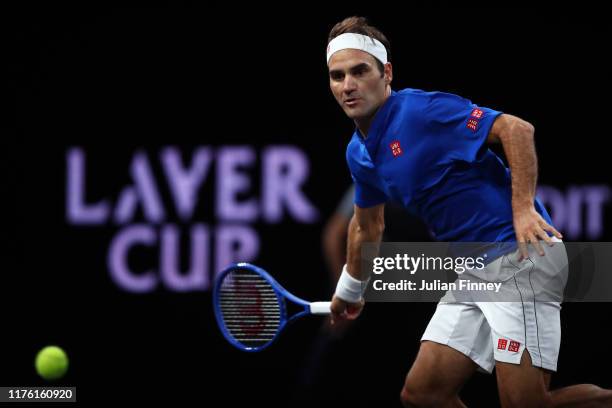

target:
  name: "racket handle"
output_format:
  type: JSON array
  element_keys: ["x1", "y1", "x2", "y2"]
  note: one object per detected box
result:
[{"x1": 309, "y1": 301, "x2": 332, "y2": 315}]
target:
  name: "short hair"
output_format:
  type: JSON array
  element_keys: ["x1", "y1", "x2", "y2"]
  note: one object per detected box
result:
[{"x1": 327, "y1": 16, "x2": 391, "y2": 75}]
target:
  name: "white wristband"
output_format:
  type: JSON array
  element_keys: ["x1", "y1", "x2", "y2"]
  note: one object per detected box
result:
[{"x1": 334, "y1": 264, "x2": 370, "y2": 303}]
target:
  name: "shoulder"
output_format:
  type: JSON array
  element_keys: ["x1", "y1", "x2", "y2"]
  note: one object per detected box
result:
[
  {"x1": 391, "y1": 88, "x2": 472, "y2": 118},
  {"x1": 397, "y1": 87, "x2": 472, "y2": 106},
  {"x1": 386, "y1": 88, "x2": 453, "y2": 130},
  {"x1": 393, "y1": 88, "x2": 431, "y2": 109},
  {"x1": 426, "y1": 90, "x2": 473, "y2": 110},
  {"x1": 417, "y1": 90, "x2": 477, "y2": 126},
  {"x1": 345, "y1": 133, "x2": 363, "y2": 164},
  {"x1": 380, "y1": 88, "x2": 431, "y2": 130},
  {"x1": 346, "y1": 132, "x2": 360, "y2": 153},
  {"x1": 394, "y1": 88, "x2": 469, "y2": 103}
]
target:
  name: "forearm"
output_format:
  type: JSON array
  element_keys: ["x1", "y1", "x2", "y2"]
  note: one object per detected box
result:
[
  {"x1": 492, "y1": 116, "x2": 562, "y2": 249},
  {"x1": 498, "y1": 118, "x2": 538, "y2": 210},
  {"x1": 346, "y1": 214, "x2": 384, "y2": 281}
]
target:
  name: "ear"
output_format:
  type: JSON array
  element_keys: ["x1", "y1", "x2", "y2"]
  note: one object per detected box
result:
[{"x1": 384, "y1": 62, "x2": 393, "y2": 85}]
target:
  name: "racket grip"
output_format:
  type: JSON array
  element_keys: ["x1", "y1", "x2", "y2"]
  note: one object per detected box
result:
[{"x1": 309, "y1": 301, "x2": 332, "y2": 315}]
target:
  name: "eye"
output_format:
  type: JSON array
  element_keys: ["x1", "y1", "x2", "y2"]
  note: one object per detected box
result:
[
  {"x1": 352, "y1": 66, "x2": 369, "y2": 77},
  {"x1": 330, "y1": 72, "x2": 344, "y2": 81}
]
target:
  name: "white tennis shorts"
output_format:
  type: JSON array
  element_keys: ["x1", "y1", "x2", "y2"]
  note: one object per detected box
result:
[{"x1": 421, "y1": 239, "x2": 568, "y2": 373}]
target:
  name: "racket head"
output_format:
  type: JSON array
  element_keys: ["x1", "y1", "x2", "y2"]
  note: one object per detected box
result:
[{"x1": 213, "y1": 263, "x2": 288, "y2": 352}]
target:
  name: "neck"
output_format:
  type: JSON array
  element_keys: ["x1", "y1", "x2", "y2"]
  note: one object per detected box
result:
[
  {"x1": 355, "y1": 86, "x2": 392, "y2": 138},
  {"x1": 355, "y1": 118, "x2": 373, "y2": 138}
]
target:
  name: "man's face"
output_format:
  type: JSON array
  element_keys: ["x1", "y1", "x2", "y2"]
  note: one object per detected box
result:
[{"x1": 328, "y1": 49, "x2": 391, "y2": 121}]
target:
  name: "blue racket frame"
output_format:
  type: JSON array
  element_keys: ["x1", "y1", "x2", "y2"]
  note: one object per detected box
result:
[{"x1": 213, "y1": 262, "x2": 316, "y2": 352}]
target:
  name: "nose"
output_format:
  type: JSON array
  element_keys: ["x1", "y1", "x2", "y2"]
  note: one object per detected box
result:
[{"x1": 342, "y1": 74, "x2": 357, "y2": 94}]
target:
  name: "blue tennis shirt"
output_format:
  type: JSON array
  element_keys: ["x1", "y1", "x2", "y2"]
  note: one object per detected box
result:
[{"x1": 346, "y1": 88, "x2": 553, "y2": 244}]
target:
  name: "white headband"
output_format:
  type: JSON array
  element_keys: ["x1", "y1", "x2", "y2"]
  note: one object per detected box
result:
[{"x1": 326, "y1": 33, "x2": 388, "y2": 65}]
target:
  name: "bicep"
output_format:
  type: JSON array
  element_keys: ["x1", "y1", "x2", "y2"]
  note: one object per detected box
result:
[
  {"x1": 486, "y1": 114, "x2": 533, "y2": 144},
  {"x1": 487, "y1": 113, "x2": 509, "y2": 144}
]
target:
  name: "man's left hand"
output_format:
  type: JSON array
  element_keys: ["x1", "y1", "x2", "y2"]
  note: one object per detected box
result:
[{"x1": 513, "y1": 205, "x2": 562, "y2": 260}]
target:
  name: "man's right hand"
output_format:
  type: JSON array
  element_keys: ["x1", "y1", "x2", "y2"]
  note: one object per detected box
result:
[{"x1": 330, "y1": 295, "x2": 364, "y2": 325}]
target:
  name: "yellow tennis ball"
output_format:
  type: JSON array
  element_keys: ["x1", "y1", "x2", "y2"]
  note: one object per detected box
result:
[{"x1": 35, "y1": 346, "x2": 69, "y2": 380}]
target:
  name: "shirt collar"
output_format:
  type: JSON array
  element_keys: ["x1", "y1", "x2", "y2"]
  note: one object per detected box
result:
[{"x1": 355, "y1": 89, "x2": 397, "y2": 160}]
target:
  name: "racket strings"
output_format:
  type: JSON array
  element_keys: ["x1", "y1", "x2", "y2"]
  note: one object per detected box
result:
[{"x1": 219, "y1": 268, "x2": 281, "y2": 348}]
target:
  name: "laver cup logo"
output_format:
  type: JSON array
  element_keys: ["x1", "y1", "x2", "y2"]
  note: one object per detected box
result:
[{"x1": 65, "y1": 146, "x2": 318, "y2": 293}]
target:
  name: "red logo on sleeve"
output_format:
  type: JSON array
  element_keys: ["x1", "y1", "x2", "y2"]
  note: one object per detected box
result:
[
  {"x1": 508, "y1": 341, "x2": 521, "y2": 352},
  {"x1": 467, "y1": 118, "x2": 479, "y2": 132},
  {"x1": 470, "y1": 108, "x2": 484, "y2": 119},
  {"x1": 389, "y1": 140, "x2": 403, "y2": 157},
  {"x1": 497, "y1": 339, "x2": 508, "y2": 350}
]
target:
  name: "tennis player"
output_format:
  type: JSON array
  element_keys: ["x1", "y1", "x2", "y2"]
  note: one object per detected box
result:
[{"x1": 326, "y1": 16, "x2": 612, "y2": 408}]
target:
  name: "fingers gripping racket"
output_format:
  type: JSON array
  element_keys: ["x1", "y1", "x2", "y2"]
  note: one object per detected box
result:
[{"x1": 213, "y1": 262, "x2": 331, "y2": 352}]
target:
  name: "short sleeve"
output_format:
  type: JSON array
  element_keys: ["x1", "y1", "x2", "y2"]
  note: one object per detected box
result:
[
  {"x1": 352, "y1": 174, "x2": 387, "y2": 208},
  {"x1": 424, "y1": 92, "x2": 503, "y2": 163},
  {"x1": 346, "y1": 134, "x2": 388, "y2": 208}
]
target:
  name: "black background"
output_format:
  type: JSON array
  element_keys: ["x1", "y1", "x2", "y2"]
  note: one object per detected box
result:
[{"x1": 5, "y1": 4, "x2": 611, "y2": 407}]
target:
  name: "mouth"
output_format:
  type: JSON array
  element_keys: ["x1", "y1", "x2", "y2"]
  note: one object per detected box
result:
[{"x1": 344, "y1": 97, "x2": 361, "y2": 107}]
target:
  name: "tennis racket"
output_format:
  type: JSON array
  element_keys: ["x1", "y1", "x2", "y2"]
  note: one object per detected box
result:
[{"x1": 213, "y1": 262, "x2": 331, "y2": 352}]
